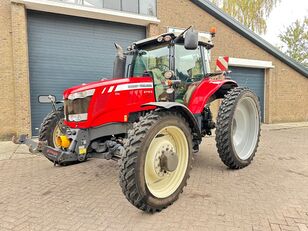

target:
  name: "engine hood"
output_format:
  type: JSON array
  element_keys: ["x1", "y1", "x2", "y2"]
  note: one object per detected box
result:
[
  {"x1": 63, "y1": 78, "x2": 139, "y2": 99},
  {"x1": 63, "y1": 76, "x2": 155, "y2": 129}
]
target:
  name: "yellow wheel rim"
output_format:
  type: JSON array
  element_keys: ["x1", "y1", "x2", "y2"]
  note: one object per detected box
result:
[
  {"x1": 144, "y1": 126, "x2": 189, "y2": 199},
  {"x1": 53, "y1": 125, "x2": 63, "y2": 148}
]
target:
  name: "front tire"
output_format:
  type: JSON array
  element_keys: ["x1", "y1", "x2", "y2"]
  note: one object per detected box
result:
[
  {"x1": 216, "y1": 87, "x2": 261, "y2": 169},
  {"x1": 119, "y1": 111, "x2": 193, "y2": 212},
  {"x1": 38, "y1": 107, "x2": 65, "y2": 148}
]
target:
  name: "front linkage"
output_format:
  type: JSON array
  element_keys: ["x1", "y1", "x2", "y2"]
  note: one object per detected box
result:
[
  {"x1": 12, "y1": 134, "x2": 47, "y2": 154},
  {"x1": 12, "y1": 126, "x2": 126, "y2": 165},
  {"x1": 12, "y1": 131, "x2": 84, "y2": 165}
]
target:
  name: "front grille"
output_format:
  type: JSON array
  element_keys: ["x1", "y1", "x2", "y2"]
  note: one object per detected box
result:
[{"x1": 64, "y1": 96, "x2": 92, "y2": 121}]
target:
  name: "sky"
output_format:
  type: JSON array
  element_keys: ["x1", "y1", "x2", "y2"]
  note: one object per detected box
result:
[{"x1": 261, "y1": 0, "x2": 308, "y2": 47}]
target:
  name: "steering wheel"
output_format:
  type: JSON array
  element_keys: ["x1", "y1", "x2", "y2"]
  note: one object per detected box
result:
[{"x1": 176, "y1": 70, "x2": 190, "y2": 82}]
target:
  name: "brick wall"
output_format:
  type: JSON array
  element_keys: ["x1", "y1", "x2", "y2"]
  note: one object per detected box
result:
[
  {"x1": 0, "y1": 1, "x2": 31, "y2": 140},
  {"x1": 0, "y1": 0, "x2": 16, "y2": 140},
  {"x1": 11, "y1": 3, "x2": 31, "y2": 137}
]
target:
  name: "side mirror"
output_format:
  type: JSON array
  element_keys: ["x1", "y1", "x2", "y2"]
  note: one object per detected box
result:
[
  {"x1": 38, "y1": 95, "x2": 56, "y2": 103},
  {"x1": 184, "y1": 28, "x2": 198, "y2": 50}
]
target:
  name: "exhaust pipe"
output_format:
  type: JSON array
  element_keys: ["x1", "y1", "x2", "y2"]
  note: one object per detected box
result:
[{"x1": 113, "y1": 43, "x2": 127, "y2": 79}]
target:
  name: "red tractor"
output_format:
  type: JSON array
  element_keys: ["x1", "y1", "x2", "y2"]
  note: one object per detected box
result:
[{"x1": 13, "y1": 27, "x2": 261, "y2": 212}]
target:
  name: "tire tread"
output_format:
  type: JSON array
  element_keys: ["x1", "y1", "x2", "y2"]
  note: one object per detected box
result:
[
  {"x1": 119, "y1": 111, "x2": 192, "y2": 213},
  {"x1": 215, "y1": 87, "x2": 261, "y2": 169}
]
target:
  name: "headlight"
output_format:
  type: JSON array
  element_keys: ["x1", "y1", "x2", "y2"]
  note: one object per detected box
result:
[
  {"x1": 68, "y1": 89, "x2": 95, "y2": 100},
  {"x1": 68, "y1": 113, "x2": 88, "y2": 122},
  {"x1": 65, "y1": 89, "x2": 94, "y2": 122}
]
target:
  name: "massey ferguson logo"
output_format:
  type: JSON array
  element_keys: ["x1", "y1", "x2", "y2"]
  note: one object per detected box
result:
[
  {"x1": 114, "y1": 82, "x2": 154, "y2": 92},
  {"x1": 127, "y1": 83, "x2": 153, "y2": 89}
]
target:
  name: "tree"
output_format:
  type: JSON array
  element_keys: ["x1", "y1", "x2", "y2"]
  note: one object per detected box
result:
[
  {"x1": 210, "y1": 0, "x2": 280, "y2": 34},
  {"x1": 278, "y1": 18, "x2": 308, "y2": 67}
]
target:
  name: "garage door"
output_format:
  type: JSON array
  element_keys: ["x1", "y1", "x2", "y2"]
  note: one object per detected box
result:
[
  {"x1": 28, "y1": 11, "x2": 145, "y2": 135},
  {"x1": 229, "y1": 67, "x2": 265, "y2": 121}
]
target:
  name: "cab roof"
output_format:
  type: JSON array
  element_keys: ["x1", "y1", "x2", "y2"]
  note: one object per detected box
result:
[{"x1": 131, "y1": 32, "x2": 214, "y2": 50}]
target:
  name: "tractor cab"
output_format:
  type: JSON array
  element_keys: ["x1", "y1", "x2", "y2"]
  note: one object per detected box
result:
[{"x1": 115, "y1": 28, "x2": 215, "y2": 104}]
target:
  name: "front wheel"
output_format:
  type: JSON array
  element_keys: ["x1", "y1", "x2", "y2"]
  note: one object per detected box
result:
[
  {"x1": 216, "y1": 87, "x2": 261, "y2": 169},
  {"x1": 38, "y1": 107, "x2": 66, "y2": 148},
  {"x1": 119, "y1": 111, "x2": 193, "y2": 212}
]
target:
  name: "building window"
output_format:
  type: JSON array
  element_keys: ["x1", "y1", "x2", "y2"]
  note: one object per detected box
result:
[
  {"x1": 103, "y1": 0, "x2": 121, "y2": 11},
  {"x1": 56, "y1": 0, "x2": 157, "y2": 17},
  {"x1": 139, "y1": 0, "x2": 156, "y2": 16},
  {"x1": 122, "y1": 0, "x2": 139, "y2": 14},
  {"x1": 83, "y1": 0, "x2": 102, "y2": 8}
]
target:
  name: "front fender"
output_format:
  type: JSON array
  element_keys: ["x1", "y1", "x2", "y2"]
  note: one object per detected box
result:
[
  {"x1": 187, "y1": 79, "x2": 237, "y2": 114},
  {"x1": 142, "y1": 102, "x2": 202, "y2": 141}
]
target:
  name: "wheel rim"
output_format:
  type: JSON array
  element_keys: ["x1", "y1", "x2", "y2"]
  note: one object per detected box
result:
[
  {"x1": 53, "y1": 125, "x2": 63, "y2": 148},
  {"x1": 232, "y1": 97, "x2": 259, "y2": 160},
  {"x1": 144, "y1": 126, "x2": 189, "y2": 198}
]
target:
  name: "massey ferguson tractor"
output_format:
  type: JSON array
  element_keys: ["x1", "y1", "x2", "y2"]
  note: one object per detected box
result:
[{"x1": 13, "y1": 27, "x2": 261, "y2": 212}]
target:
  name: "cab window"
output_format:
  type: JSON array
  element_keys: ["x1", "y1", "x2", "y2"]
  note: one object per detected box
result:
[
  {"x1": 132, "y1": 44, "x2": 169, "y2": 101},
  {"x1": 175, "y1": 45, "x2": 204, "y2": 82},
  {"x1": 132, "y1": 45, "x2": 169, "y2": 81}
]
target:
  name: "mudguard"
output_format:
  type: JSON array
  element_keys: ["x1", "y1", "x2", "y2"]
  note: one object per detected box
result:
[
  {"x1": 142, "y1": 102, "x2": 202, "y2": 140},
  {"x1": 187, "y1": 79, "x2": 237, "y2": 114}
]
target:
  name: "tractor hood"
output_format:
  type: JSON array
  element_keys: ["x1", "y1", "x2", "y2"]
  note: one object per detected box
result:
[
  {"x1": 63, "y1": 76, "x2": 155, "y2": 129},
  {"x1": 63, "y1": 78, "x2": 136, "y2": 99}
]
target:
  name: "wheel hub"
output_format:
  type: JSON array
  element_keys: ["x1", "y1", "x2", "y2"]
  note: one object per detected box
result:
[
  {"x1": 160, "y1": 149, "x2": 178, "y2": 172},
  {"x1": 154, "y1": 144, "x2": 178, "y2": 176}
]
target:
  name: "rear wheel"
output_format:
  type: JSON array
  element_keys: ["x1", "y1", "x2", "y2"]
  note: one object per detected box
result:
[
  {"x1": 119, "y1": 111, "x2": 193, "y2": 212},
  {"x1": 216, "y1": 87, "x2": 261, "y2": 169}
]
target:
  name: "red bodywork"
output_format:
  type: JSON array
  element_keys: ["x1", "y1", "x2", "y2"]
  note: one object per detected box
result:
[
  {"x1": 64, "y1": 77, "x2": 155, "y2": 128},
  {"x1": 188, "y1": 78, "x2": 237, "y2": 114},
  {"x1": 63, "y1": 76, "x2": 236, "y2": 129}
]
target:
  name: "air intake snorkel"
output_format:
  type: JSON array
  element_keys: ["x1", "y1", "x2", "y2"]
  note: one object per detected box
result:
[{"x1": 112, "y1": 43, "x2": 127, "y2": 79}]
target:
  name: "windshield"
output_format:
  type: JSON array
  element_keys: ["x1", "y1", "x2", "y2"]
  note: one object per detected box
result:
[{"x1": 132, "y1": 45, "x2": 169, "y2": 80}]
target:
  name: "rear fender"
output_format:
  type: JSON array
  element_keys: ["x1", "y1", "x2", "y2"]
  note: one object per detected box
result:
[
  {"x1": 187, "y1": 79, "x2": 237, "y2": 114},
  {"x1": 142, "y1": 102, "x2": 202, "y2": 141}
]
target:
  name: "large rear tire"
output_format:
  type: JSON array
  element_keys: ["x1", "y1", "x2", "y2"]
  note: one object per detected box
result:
[
  {"x1": 216, "y1": 87, "x2": 261, "y2": 169},
  {"x1": 119, "y1": 111, "x2": 193, "y2": 212}
]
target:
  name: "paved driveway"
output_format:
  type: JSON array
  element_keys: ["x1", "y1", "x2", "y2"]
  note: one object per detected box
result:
[{"x1": 0, "y1": 124, "x2": 308, "y2": 231}]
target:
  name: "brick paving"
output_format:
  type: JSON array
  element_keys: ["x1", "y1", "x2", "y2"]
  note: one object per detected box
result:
[{"x1": 0, "y1": 124, "x2": 307, "y2": 231}]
